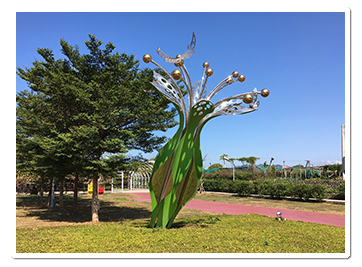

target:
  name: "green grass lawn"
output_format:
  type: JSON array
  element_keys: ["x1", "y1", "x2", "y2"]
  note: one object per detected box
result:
[
  {"x1": 16, "y1": 193, "x2": 345, "y2": 253},
  {"x1": 16, "y1": 214, "x2": 344, "y2": 253}
]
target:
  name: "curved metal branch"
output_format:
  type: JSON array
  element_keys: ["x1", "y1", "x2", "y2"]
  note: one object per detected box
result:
[
  {"x1": 206, "y1": 75, "x2": 236, "y2": 100},
  {"x1": 179, "y1": 75, "x2": 192, "y2": 130},
  {"x1": 180, "y1": 64, "x2": 193, "y2": 116},
  {"x1": 199, "y1": 70, "x2": 210, "y2": 100},
  {"x1": 198, "y1": 67, "x2": 207, "y2": 98},
  {"x1": 155, "y1": 32, "x2": 196, "y2": 63}
]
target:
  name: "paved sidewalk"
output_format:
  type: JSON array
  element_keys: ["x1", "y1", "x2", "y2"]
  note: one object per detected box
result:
[{"x1": 127, "y1": 192, "x2": 345, "y2": 227}]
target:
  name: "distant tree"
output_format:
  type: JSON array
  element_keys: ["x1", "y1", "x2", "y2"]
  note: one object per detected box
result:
[
  {"x1": 208, "y1": 163, "x2": 223, "y2": 169},
  {"x1": 323, "y1": 164, "x2": 342, "y2": 173},
  {"x1": 243, "y1": 156, "x2": 260, "y2": 171},
  {"x1": 219, "y1": 154, "x2": 228, "y2": 168},
  {"x1": 236, "y1": 157, "x2": 248, "y2": 168},
  {"x1": 16, "y1": 34, "x2": 178, "y2": 222},
  {"x1": 101, "y1": 153, "x2": 129, "y2": 179},
  {"x1": 247, "y1": 156, "x2": 260, "y2": 167},
  {"x1": 322, "y1": 164, "x2": 343, "y2": 178},
  {"x1": 271, "y1": 165, "x2": 277, "y2": 177}
]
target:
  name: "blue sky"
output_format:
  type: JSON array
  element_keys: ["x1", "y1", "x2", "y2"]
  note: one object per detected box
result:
[{"x1": 15, "y1": 11, "x2": 347, "y2": 168}]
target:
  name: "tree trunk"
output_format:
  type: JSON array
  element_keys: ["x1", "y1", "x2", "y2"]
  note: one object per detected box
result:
[
  {"x1": 73, "y1": 174, "x2": 79, "y2": 213},
  {"x1": 59, "y1": 179, "x2": 64, "y2": 209},
  {"x1": 92, "y1": 171, "x2": 99, "y2": 223},
  {"x1": 39, "y1": 182, "x2": 44, "y2": 204},
  {"x1": 48, "y1": 181, "x2": 53, "y2": 206}
]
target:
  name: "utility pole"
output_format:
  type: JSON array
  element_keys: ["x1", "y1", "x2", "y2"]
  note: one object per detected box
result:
[{"x1": 342, "y1": 124, "x2": 345, "y2": 181}]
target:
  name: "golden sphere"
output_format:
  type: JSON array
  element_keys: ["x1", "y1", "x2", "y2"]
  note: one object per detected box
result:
[
  {"x1": 243, "y1": 94, "x2": 253, "y2": 104},
  {"x1": 232, "y1": 71, "x2": 239, "y2": 78},
  {"x1": 174, "y1": 61, "x2": 184, "y2": 67},
  {"x1": 174, "y1": 55, "x2": 184, "y2": 67},
  {"x1": 203, "y1": 62, "x2": 209, "y2": 68},
  {"x1": 226, "y1": 77, "x2": 233, "y2": 84},
  {"x1": 261, "y1": 88, "x2": 270, "y2": 97},
  {"x1": 171, "y1": 69, "x2": 182, "y2": 80},
  {"x1": 238, "y1": 74, "x2": 246, "y2": 82},
  {"x1": 143, "y1": 54, "x2": 152, "y2": 63},
  {"x1": 205, "y1": 68, "x2": 213, "y2": 76}
]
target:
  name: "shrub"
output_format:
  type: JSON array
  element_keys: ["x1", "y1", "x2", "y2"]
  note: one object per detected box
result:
[
  {"x1": 311, "y1": 184, "x2": 326, "y2": 202},
  {"x1": 333, "y1": 183, "x2": 345, "y2": 200},
  {"x1": 325, "y1": 187, "x2": 336, "y2": 198},
  {"x1": 227, "y1": 180, "x2": 238, "y2": 193},
  {"x1": 287, "y1": 183, "x2": 298, "y2": 199},
  {"x1": 204, "y1": 178, "x2": 337, "y2": 201},
  {"x1": 290, "y1": 183, "x2": 314, "y2": 201},
  {"x1": 203, "y1": 169, "x2": 233, "y2": 180},
  {"x1": 270, "y1": 182, "x2": 289, "y2": 199},
  {"x1": 216, "y1": 169, "x2": 232, "y2": 180},
  {"x1": 203, "y1": 179, "x2": 233, "y2": 192},
  {"x1": 203, "y1": 179, "x2": 218, "y2": 192},
  {"x1": 234, "y1": 170, "x2": 252, "y2": 181},
  {"x1": 249, "y1": 171, "x2": 265, "y2": 181},
  {"x1": 252, "y1": 180, "x2": 262, "y2": 195},
  {"x1": 219, "y1": 179, "x2": 232, "y2": 192},
  {"x1": 235, "y1": 181, "x2": 254, "y2": 196},
  {"x1": 253, "y1": 180, "x2": 273, "y2": 197}
]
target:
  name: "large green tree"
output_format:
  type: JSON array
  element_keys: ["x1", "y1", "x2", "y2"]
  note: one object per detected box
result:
[{"x1": 16, "y1": 34, "x2": 177, "y2": 222}]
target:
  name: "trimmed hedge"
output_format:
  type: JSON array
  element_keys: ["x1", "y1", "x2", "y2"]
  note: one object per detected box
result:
[
  {"x1": 275, "y1": 179, "x2": 344, "y2": 190},
  {"x1": 288, "y1": 183, "x2": 326, "y2": 202},
  {"x1": 333, "y1": 183, "x2": 345, "y2": 200},
  {"x1": 235, "y1": 181, "x2": 255, "y2": 197},
  {"x1": 202, "y1": 179, "x2": 336, "y2": 201}
]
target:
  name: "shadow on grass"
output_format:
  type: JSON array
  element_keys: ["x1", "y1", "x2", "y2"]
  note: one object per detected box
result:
[
  {"x1": 16, "y1": 193, "x2": 151, "y2": 223},
  {"x1": 128, "y1": 216, "x2": 221, "y2": 229},
  {"x1": 170, "y1": 216, "x2": 221, "y2": 229}
]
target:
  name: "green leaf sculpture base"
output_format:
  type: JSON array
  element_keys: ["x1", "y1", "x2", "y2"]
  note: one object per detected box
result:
[{"x1": 149, "y1": 100, "x2": 214, "y2": 228}]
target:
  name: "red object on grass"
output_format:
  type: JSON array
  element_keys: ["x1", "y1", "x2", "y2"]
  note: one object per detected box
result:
[{"x1": 98, "y1": 186, "x2": 104, "y2": 195}]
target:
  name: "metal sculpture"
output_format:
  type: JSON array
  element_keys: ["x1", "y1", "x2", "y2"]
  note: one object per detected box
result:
[{"x1": 143, "y1": 32, "x2": 269, "y2": 228}]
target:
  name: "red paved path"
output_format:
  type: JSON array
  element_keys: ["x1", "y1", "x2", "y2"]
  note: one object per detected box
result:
[{"x1": 128, "y1": 192, "x2": 345, "y2": 227}]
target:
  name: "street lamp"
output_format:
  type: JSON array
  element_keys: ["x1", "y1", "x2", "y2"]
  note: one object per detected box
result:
[{"x1": 143, "y1": 32, "x2": 270, "y2": 228}]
